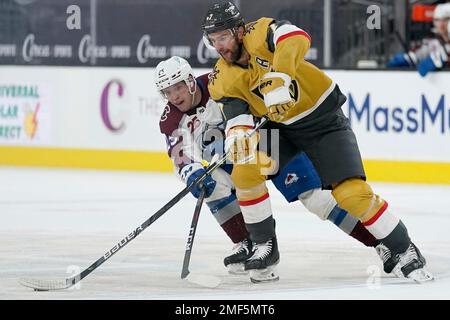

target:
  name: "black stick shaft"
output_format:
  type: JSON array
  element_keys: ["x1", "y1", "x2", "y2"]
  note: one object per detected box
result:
[
  {"x1": 395, "y1": 30, "x2": 416, "y2": 67},
  {"x1": 181, "y1": 188, "x2": 207, "y2": 279}
]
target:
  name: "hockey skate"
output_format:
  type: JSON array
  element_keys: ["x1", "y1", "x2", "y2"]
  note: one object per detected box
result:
[
  {"x1": 375, "y1": 243, "x2": 400, "y2": 274},
  {"x1": 224, "y1": 238, "x2": 253, "y2": 275},
  {"x1": 244, "y1": 237, "x2": 280, "y2": 283},
  {"x1": 392, "y1": 242, "x2": 434, "y2": 283}
]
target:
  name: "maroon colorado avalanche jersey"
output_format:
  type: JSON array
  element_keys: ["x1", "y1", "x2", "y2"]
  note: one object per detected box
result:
[{"x1": 159, "y1": 73, "x2": 212, "y2": 173}]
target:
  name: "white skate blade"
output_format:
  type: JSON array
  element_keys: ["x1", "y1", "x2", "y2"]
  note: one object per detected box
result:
[
  {"x1": 185, "y1": 273, "x2": 221, "y2": 288},
  {"x1": 392, "y1": 261, "x2": 434, "y2": 283},
  {"x1": 227, "y1": 263, "x2": 249, "y2": 275},
  {"x1": 249, "y1": 265, "x2": 279, "y2": 284},
  {"x1": 407, "y1": 268, "x2": 434, "y2": 283},
  {"x1": 392, "y1": 265, "x2": 405, "y2": 278}
]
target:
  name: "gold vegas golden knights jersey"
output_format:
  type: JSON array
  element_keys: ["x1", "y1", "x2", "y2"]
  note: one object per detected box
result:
[{"x1": 208, "y1": 17, "x2": 337, "y2": 126}]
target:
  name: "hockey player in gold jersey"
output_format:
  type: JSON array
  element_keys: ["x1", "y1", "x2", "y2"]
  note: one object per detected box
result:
[{"x1": 202, "y1": 1, "x2": 433, "y2": 283}]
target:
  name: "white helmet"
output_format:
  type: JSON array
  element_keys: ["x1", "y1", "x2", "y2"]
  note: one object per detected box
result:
[
  {"x1": 154, "y1": 56, "x2": 194, "y2": 91},
  {"x1": 434, "y1": 3, "x2": 450, "y2": 20}
]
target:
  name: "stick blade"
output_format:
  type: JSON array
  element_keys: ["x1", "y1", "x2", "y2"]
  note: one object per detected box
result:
[
  {"x1": 18, "y1": 277, "x2": 71, "y2": 291},
  {"x1": 185, "y1": 274, "x2": 222, "y2": 288}
]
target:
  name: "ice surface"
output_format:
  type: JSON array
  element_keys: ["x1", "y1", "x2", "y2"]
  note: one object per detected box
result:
[{"x1": 1, "y1": 167, "x2": 449, "y2": 299}]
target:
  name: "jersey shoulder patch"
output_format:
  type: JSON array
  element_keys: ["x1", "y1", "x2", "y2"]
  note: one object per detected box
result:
[
  {"x1": 159, "y1": 103, "x2": 184, "y2": 135},
  {"x1": 243, "y1": 17, "x2": 274, "y2": 54}
]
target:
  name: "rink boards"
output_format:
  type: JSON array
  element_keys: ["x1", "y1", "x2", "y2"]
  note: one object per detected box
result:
[{"x1": 0, "y1": 66, "x2": 449, "y2": 184}]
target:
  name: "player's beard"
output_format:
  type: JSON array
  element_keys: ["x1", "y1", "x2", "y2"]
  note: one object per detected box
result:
[
  {"x1": 220, "y1": 39, "x2": 243, "y2": 64},
  {"x1": 233, "y1": 42, "x2": 244, "y2": 63}
]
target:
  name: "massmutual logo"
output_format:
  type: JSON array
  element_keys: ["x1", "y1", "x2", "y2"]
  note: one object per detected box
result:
[{"x1": 346, "y1": 93, "x2": 449, "y2": 134}]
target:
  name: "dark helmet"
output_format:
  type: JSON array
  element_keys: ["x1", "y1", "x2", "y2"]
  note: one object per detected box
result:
[{"x1": 201, "y1": 1, "x2": 244, "y2": 35}]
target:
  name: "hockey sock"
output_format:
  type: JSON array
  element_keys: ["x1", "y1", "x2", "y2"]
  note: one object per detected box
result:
[
  {"x1": 245, "y1": 216, "x2": 276, "y2": 244},
  {"x1": 328, "y1": 205, "x2": 379, "y2": 247},
  {"x1": 362, "y1": 202, "x2": 410, "y2": 254},
  {"x1": 220, "y1": 212, "x2": 249, "y2": 243}
]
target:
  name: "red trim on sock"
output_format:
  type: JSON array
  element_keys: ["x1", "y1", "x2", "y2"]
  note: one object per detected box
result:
[
  {"x1": 363, "y1": 201, "x2": 388, "y2": 226},
  {"x1": 238, "y1": 193, "x2": 269, "y2": 206},
  {"x1": 350, "y1": 221, "x2": 380, "y2": 247}
]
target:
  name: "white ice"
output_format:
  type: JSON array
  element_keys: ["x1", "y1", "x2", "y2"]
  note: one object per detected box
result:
[{"x1": 1, "y1": 167, "x2": 450, "y2": 300}]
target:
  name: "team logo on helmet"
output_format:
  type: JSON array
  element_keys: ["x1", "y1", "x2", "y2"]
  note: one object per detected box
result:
[
  {"x1": 225, "y1": 4, "x2": 237, "y2": 14},
  {"x1": 202, "y1": 1, "x2": 244, "y2": 34}
]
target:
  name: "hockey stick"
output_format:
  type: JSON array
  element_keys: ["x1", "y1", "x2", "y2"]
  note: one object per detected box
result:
[
  {"x1": 181, "y1": 187, "x2": 206, "y2": 280},
  {"x1": 180, "y1": 187, "x2": 221, "y2": 288},
  {"x1": 19, "y1": 116, "x2": 268, "y2": 291},
  {"x1": 394, "y1": 30, "x2": 417, "y2": 68},
  {"x1": 18, "y1": 161, "x2": 225, "y2": 291}
]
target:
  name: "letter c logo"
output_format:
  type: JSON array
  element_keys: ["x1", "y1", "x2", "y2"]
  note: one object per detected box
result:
[{"x1": 100, "y1": 79, "x2": 125, "y2": 132}]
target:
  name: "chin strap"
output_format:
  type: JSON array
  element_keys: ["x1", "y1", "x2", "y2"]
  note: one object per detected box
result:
[{"x1": 186, "y1": 77, "x2": 197, "y2": 107}]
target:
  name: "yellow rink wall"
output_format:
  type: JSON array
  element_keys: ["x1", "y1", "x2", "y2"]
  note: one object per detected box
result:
[{"x1": 1, "y1": 146, "x2": 449, "y2": 185}]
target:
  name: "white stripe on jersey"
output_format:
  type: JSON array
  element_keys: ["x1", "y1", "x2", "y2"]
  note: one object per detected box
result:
[{"x1": 272, "y1": 24, "x2": 310, "y2": 49}]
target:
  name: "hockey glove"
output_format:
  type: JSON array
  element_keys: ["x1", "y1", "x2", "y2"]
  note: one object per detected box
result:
[
  {"x1": 180, "y1": 163, "x2": 216, "y2": 198},
  {"x1": 418, "y1": 45, "x2": 448, "y2": 77},
  {"x1": 386, "y1": 53, "x2": 414, "y2": 67},
  {"x1": 417, "y1": 56, "x2": 437, "y2": 77},
  {"x1": 225, "y1": 126, "x2": 259, "y2": 164},
  {"x1": 267, "y1": 100, "x2": 295, "y2": 123},
  {"x1": 260, "y1": 72, "x2": 295, "y2": 122}
]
